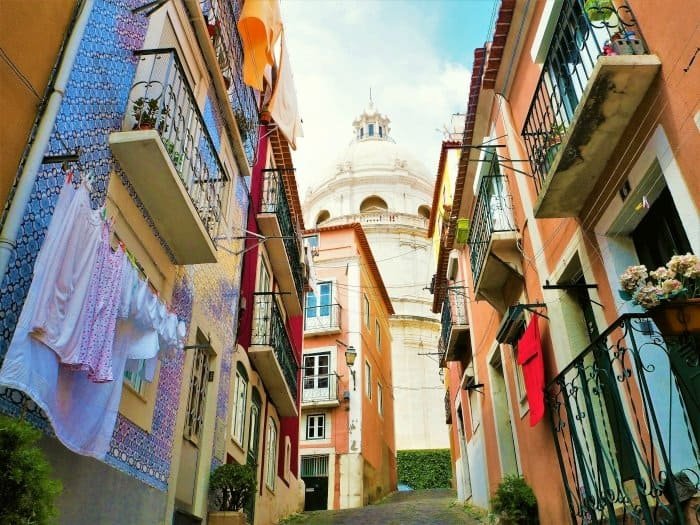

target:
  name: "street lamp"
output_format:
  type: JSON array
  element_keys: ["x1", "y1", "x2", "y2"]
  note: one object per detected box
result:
[{"x1": 345, "y1": 345, "x2": 357, "y2": 390}]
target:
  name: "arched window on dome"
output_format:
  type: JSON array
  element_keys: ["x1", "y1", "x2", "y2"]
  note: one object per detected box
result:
[
  {"x1": 316, "y1": 210, "x2": 330, "y2": 226},
  {"x1": 418, "y1": 205, "x2": 431, "y2": 219},
  {"x1": 368, "y1": 124, "x2": 375, "y2": 137},
  {"x1": 360, "y1": 196, "x2": 388, "y2": 213}
]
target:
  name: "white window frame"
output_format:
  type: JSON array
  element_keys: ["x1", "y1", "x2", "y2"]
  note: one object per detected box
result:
[
  {"x1": 375, "y1": 319, "x2": 381, "y2": 350},
  {"x1": 306, "y1": 413, "x2": 326, "y2": 440},
  {"x1": 231, "y1": 368, "x2": 248, "y2": 445},
  {"x1": 265, "y1": 417, "x2": 277, "y2": 490},
  {"x1": 377, "y1": 382, "x2": 383, "y2": 416},
  {"x1": 365, "y1": 360, "x2": 372, "y2": 400}
]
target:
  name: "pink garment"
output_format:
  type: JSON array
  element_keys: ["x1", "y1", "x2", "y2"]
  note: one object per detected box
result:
[
  {"x1": 72, "y1": 224, "x2": 125, "y2": 382},
  {"x1": 29, "y1": 184, "x2": 102, "y2": 364}
]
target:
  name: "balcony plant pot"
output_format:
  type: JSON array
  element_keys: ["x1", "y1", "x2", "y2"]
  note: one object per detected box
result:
[
  {"x1": 584, "y1": 0, "x2": 614, "y2": 22},
  {"x1": 648, "y1": 298, "x2": 700, "y2": 336},
  {"x1": 208, "y1": 511, "x2": 246, "y2": 525}
]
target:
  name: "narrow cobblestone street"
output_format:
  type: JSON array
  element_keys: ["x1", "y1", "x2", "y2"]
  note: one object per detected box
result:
[{"x1": 280, "y1": 490, "x2": 485, "y2": 525}]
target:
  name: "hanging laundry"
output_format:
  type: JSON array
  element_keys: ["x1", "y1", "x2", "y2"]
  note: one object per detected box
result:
[
  {"x1": 71, "y1": 222, "x2": 125, "y2": 382},
  {"x1": 0, "y1": 177, "x2": 187, "y2": 458},
  {"x1": 517, "y1": 316, "x2": 546, "y2": 427},
  {"x1": 29, "y1": 181, "x2": 103, "y2": 365}
]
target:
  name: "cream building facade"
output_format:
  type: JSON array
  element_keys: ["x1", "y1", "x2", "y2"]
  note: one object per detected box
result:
[{"x1": 303, "y1": 103, "x2": 448, "y2": 451}]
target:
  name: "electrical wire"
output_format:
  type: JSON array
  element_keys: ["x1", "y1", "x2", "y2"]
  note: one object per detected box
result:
[{"x1": 0, "y1": 46, "x2": 41, "y2": 100}]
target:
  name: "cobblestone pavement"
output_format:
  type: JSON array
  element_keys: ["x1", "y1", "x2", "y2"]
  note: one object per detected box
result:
[{"x1": 280, "y1": 489, "x2": 485, "y2": 525}]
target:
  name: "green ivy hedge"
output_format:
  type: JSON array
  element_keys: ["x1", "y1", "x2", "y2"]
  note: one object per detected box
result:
[{"x1": 397, "y1": 449, "x2": 452, "y2": 489}]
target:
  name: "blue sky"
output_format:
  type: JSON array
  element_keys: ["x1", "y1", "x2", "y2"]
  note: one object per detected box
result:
[{"x1": 282, "y1": 0, "x2": 499, "y2": 194}]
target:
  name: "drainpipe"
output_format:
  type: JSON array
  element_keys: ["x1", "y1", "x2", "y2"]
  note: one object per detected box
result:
[{"x1": 0, "y1": 0, "x2": 95, "y2": 280}]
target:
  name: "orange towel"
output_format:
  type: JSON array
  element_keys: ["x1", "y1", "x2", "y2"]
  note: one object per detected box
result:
[
  {"x1": 269, "y1": 32, "x2": 303, "y2": 149},
  {"x1": 238, "y1": 0, "x2": 282, "y2": 91}
]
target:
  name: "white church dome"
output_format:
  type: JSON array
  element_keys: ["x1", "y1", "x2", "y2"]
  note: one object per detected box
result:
[{"x1": 304, "y1": 101, "x2": 434, "y2": 227}]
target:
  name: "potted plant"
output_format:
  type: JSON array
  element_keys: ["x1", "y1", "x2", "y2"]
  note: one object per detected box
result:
[
  {"x1": 490, "y1": 475, "x2": 538, "y2": 524},
  {"x1": 163, "y1": 139, "x2": 184, "y2": 170},
  {"x1": 541, "y1": 122, "x2": 567, "y2": 169},
  {"x1": 235, "y1": 111, "x2": 255, "y2": 145},
  {"x1": 208, "y1": 462, "x2": 256, "y2": 525},
  {"x1": 0, "y1": 415, "x2": 62, "y2": 525},
  {"x1": 619, "y1": 253, "x2": 700, "y2": 336},
  {"x1": 584, "y1": 0, "x2": 614, "y2": 22},
  {"x1": 132, "y1": 96, "x2": 169, "y2": 133}
]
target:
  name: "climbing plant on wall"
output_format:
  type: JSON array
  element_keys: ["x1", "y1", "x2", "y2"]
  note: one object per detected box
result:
[{"x1": 397, "y1": 449, "x2": 452, "y2": 489}]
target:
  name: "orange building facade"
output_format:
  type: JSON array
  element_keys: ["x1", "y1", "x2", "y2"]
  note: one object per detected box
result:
[
  {"x1": 299, "y1": 223, "x2": 397, "y2": 510},
  {"x1": 433, "y1": 1, "x2": 699, "y2": 523}
]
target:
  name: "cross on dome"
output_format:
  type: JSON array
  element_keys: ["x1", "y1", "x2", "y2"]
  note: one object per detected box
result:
[{"x1": 351, "y1": 98, "x2": 391, "y2": 142}]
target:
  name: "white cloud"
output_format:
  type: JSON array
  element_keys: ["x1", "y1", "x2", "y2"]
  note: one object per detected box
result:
[{"x1": 281, "y1": 0, "x2": 470, "y2": 196}]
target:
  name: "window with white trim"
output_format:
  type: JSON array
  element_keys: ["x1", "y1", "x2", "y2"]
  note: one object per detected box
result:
[
  {"x1": 375, "y1": 319, "x2": 381, "y2": 350},
  {"x1": 265, "y1": 417, "x2": 277, "y2": 490},
  {"x1": 365, "y1": 361, "x2": 372, "y2": 400},
  {"x1": 377, "y1": 382, "x2": 383, "y2": 415},
  {"x1": 231, "y1": 364, "x2": 248, "y2": 445},
  {"x1": 306, "y1": 414, "x2": 326, "y2": 440}
]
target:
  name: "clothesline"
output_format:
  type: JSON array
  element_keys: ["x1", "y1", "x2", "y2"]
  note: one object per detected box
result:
[{"x1": 0, "y1": 175, "x2": 187, "y2": 459}]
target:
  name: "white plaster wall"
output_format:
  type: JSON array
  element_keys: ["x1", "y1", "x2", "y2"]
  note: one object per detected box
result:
[{"x1": 467, "y1": 430, "x2": 490, "y2": 509}]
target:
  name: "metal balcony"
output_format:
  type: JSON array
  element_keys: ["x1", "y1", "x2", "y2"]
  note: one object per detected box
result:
[
  {"x1": 109, "y1": 49, "x2": 229, "y2": 264},
  {"x1": 548, "y1": 314, "x2": 699, "y2": 523},
  {"x1": 467, "y1": 155, "x2": 520, "y2": 311},
  {"x1": 197, "y1": 0, "x2": 259, "y2": 165},
  {"x1": 521, "y1": 0, "x2": 660, "y2": 218},
  {"x1": 304, "y1": 304, "x2": 341, "y2": 335},
  {"x1": 301, "y1": 373, "x2": 340, "y2": 408},
  {"x1": 249, "y1": 294, "x2": 298, "y2": 416},
  {"x1": 257, "y1": 169, "x2": 304, "y2": 316},
  {"x1": 439, "y1": 288, "x2": 470, "y2": 364}
]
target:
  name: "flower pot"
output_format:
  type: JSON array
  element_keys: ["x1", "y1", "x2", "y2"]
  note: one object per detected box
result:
[
  {"x1": 208, "y1": 510, "x2": 247, "y2": 525},
  {"x1": 648, "y1": 299, "x2": 700, "y2": 336},
  {"x1": 584, "y1": 0, "x2": 614, "y2": 22}
]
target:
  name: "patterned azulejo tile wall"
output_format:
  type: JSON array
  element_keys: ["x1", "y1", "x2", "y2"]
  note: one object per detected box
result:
[{"x1": 0, "y1": 0, "x2": 248, "y2": 493}]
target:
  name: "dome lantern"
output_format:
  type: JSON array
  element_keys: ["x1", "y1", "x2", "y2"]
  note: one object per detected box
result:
[{"x1": 351, "y1": 99, "x2": 392, "y2": 142}]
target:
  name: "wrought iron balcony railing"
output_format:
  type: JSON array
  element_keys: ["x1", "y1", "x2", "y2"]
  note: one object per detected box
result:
[
  {"x1": 199, "y1": 0, "x2": 259, "y2": 165},
  {"x1": 439, "y1": 287, "x2": 469, "y2": 363},
  {"x1": 467, "y1": 154, "x2": 517, "y2": 288},
  {"x1": 304, "y1": 304, "x2": 341, "y2": 332},
  {"x1": 261, "y1": 169, "x2": 304, "y2": 302},
  {"x1": 521, "y1": 0, "x2": 648, "y2": 194},
  {"x1": 251, "y1": 294, "x2": 298, "y2": 403},
  {"x1": 301, "y1": 373, "x2": 340, "y2": 405},
  {"x1": 124, "y1": 49, "x2": 229, "y2": 238},
  {"x1": 548, "y1": 314, "x2": 699, "y2": 524}
]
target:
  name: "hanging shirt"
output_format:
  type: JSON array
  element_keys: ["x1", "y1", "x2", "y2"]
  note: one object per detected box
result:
[
  {"x1": 29, "y1": 183, "x2": 103, "y2": 365},
  {"x1": 517, "y1": 316, "x2": 546, "y2": 427}
]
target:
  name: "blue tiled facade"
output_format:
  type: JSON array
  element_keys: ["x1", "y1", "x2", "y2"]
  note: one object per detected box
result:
[{"x1": 0, "y1": 0, "x2": 249, "y2": 497}]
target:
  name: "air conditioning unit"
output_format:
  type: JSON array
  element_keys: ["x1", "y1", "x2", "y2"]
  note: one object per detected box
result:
[{"x1": 446, "y1": 249, "x2": 459, "y2": 281}]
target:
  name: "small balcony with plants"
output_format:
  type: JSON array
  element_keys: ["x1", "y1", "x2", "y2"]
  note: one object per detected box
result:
[
  {"x1": 109, "y1": 49, "x2": 229, "y2": 264},
  {"x1": 467, "y1": 153, "x2": 521, "y2": 312},
  {"x1": 304, "y1": 303, "x2": 341, "y2": 335},
  {"x1": 194, "y1": 0, "x2": 260, "y2": 165},
  {"x1": 548, "y1": 314, "x2": 699, "y2": 523},
  {"x1": 257, "y1": 169, "x2": 305, "y2": 316},
  {"x1": 249, "y1": 293, "x2": 298, "y2": 417},
  {"x1": 521, "y1": 0, "x2": 660, "y2": 218},
  {"x1": 438, "y1": 287, "x2": 470, "y2": 365},
  {"x1": 301, "y1": 372, "x2": 340, "y2": 409}
]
